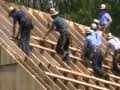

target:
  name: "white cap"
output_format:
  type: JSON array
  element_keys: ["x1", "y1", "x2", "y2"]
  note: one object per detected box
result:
[
  {"x1": 91, "y1": 23, "x2": 97, "y2": 30},
  {"x1": 107, "y1": 33, "x2": 112, "y2": 39},
  {"x1": 85, "y1": 27, "x2": 93, "y2": 33},
  {"x1": 50, "y1": 8, "x2": 59, "y2": 15},
  {"x1": 93, "y1": 19, "x2": 99, "y2": 24},
  {"x1": 100, "y1": 4, "x2": 106, "y2": 9},
  {"x1": 9, "y1": 6, "x2": 15, "y2": 12}
]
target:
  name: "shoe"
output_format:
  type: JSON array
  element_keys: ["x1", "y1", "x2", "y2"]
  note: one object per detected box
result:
[
  {"x1": 63, "y1": 51, "x2": 71, "y2": 65},
  {"x1": 102, "y1": 73, "x2": 109, "y2": 80}
]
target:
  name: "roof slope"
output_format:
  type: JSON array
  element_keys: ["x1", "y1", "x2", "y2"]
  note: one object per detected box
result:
[{"x1": 0, "y1": 0, "x2": 120, "y2": 90}]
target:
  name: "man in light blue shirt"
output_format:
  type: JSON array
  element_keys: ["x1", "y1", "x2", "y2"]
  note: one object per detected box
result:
[
  {"x1": 84, "y1": 23, "x2": 108, "y2": 79},
  {"x1": 99, "y1": 4, "x2": 112, "y2": 32},
  {"x1": 83, "y1": 28, "x2": 95, "y2": 58},
  {"x1": 91, "y1": 23, "x2": 102, "y2": 47}
]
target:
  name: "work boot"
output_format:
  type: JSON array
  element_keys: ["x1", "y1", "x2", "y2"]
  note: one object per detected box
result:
[
  {"x1": 63, "y1": 51, "x2": 71, "y2": 65},
  {"x1": 102, "y1": 72, "x2": 109, "y2": 80}
]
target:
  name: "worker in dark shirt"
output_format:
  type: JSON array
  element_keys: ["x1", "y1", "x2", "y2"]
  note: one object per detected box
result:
[
  {"x1": 43, "y1": 8, "x2": 71, "y2": 64},
  {"x1": 9, "y1": 6, "x2": 34, "y2": 55}
]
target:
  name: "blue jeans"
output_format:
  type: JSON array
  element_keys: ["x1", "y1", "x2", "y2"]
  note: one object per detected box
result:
[{"x1": 20, "y1": 30, "x2": 31, "y2": 55}]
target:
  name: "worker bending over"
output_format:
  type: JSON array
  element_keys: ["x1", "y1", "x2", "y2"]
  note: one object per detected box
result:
[
  {"x1": 43, "y1": 8, "x2": 71, "y2": 64},
  {"x1": 9, "y1": 6, "x2": 33, "y2": 55}
]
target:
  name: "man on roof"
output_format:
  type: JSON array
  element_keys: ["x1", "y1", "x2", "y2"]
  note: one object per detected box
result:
[
  {"x1": 105, "y1": 33, "x2": 120, "y2": 73},
  {"x1": 43, "y1": 8, "x2": 71, "y2": 65},
  {"x1": 9, "y1": 6, "x2": 34, "y2": 55},
  {"x1": 83, "y1": 23, "x2": 108, "y2": 79},
  {"x1": 98, "y1": 4, "x2": 112, "y2": 33}
]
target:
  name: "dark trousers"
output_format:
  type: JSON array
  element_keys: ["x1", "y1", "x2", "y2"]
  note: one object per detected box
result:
[
  {"x1": 20, "y1": 29, "x2": 31, "y2": 55},
  {"x1": 91, "y1": 47, "x2": 108, "y2": 77},
  {"x1": 56, "y1": 31, "x2": 70, "y2": 55},
  {"x1": 56, "y1": 31, "x2": 71, "y2": 64}
]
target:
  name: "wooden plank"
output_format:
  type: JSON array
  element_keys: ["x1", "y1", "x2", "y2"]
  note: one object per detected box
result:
[
  {"x1": 56, "y1": 66, "x2": 120, "y2": 87},
  {"x1": 88, "y1": 68, "x2": 120, "y2": 83},
  {"x1": 30, "y1": 43, "x2": 91, "y2": 74},
  {"x1": 32, "y1": 36, "x2": 81, "y2": 53},
  {"x1": 45, "y1": 72, "x2": 109, "y2": 90},
  {"x1": 30, "y1": 43, "x2": 112, "y2": 70}
]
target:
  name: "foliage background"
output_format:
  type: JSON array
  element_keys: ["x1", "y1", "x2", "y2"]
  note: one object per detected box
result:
[{"x1": 9, "y1": 0, "x2": 120, "y2": 36}]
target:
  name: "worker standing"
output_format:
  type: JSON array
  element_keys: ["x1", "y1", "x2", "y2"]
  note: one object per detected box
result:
[
  {"x1": 9, "y1": 6, "x2": 34, "y2": 55},
  {"x1": 43, "y1": 8, "x2": 71, "y2": 64},
  {"x1": 105, "y1": 33, "x2": 120, "y2": 73},
  {"x1": 83, "y1": 23, "x2": 108, "y2": 79},
  {"x1": 99, "y1": 4, "x2": 112, "y2": 33}
]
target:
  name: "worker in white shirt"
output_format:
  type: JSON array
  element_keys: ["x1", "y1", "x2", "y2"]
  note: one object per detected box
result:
[{"x1": 105, "y1": 33, "x2": 120, "y2": 72}]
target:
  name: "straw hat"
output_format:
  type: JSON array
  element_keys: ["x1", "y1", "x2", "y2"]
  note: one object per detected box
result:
[
  {"x1": 100, "y1": 4, "x2": 106, "y2": 9},
  {"x1": 85, "y1": 27, "x2": 93, "y2": 33},
  {"x1": 49, "y1": 8, "x2": 59, "y2": 15},
  {"x1": 8, "y1": 6, "x2": 15, "y2": 12},
  {"x1": 91, "y1": 23, "x2": 97, "y2": 30},
  {"x1": 93, "y1": 19, "x2": 99, "y2": 24}
]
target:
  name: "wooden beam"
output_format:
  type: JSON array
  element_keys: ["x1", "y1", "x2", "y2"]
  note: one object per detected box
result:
[
  {"x1": 32, "y1": 36, "x2": 81, "y2": 53},
  {"x1": 30, "y1": 43, "x2": 112, "y2": 70},
  {"x1": 56, "y1": 66, "x2": 120, "y2": 87},
  {"x1": 45, "y1": 72, "x2": 109, "y2": 90}
]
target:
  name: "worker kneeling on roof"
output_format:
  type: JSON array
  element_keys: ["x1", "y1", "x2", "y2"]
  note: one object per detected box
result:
[
  {"x1": 105, "y1": 33, "x2": 120, "y2": 73},
  {"x1": 83, "y1": 23, "x2": 109, "y2": 79},
  {"x1": 9, "y1": 6, "x2": 34, "y2": 55},
  {"x1": 43, "y1": 8, "x2": 71, "y2": 65}
]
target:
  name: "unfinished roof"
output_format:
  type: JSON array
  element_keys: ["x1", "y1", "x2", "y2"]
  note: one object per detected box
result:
[{"x1": 0, "y1": 0, "x2": 120, "y2": 90}]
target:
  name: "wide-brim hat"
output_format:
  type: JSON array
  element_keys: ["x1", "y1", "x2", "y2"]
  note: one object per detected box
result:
[
  {"x1": 91, "y1": 23, "x2": 97, "y2": 30},
  {"x1": 85, "y1": 27, "x2": 93, "y2": 33},
  {"x1": 9, "y1": 6, "x2": 15, "y2": 12},
  {"x1": 8, "y1": 6, "x2": 16, "y2": 16},
  {"x1": 100, "y1": 4, "x2": 106, "y2": 10},
  {"x1": 50, "y1": 8, "x2": 59, "y2": 16},
  {"x1": 93, "y1": 19, "x2": 99, "y2": 24}
]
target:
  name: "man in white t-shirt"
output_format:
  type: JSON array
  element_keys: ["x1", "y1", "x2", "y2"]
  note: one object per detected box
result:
[{"x1": 105, "y1": 33, "x2": 120, "y2": 72}]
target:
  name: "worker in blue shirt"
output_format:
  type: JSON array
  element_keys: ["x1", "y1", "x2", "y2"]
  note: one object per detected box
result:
[
  {"x1": 99, "y1": 4, "x2": 112, "y2": 33},
  {"x1": 83, "y1": 24, "x2": 108, "y2": 79},
  {"x1": 90, "y1": 23, "x2": 109, "y2": 79},
  {"x1": 91, "y1": 23, "x2": 102, "y2": 47},
  {"x1": 83, "y1": 27, "x2": 95, "y2": 59},
  {"x1": 43, "y1": 8, "x2": 71, "y2": 65},
  {"x1": 9, "y1": 6, "x2": 34, "y2": 55}
]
